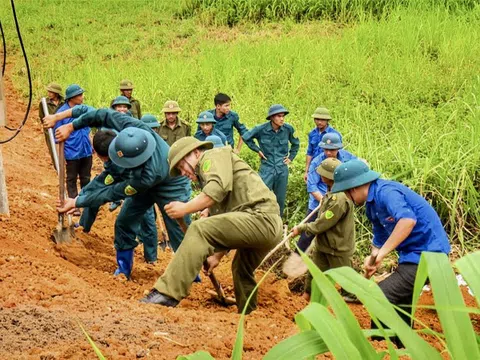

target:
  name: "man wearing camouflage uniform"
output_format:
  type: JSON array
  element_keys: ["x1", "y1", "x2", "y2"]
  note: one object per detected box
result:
[
  {"x1": 158, "y1": 100, "x2": 191, "y2": 146},
  {"x1": 140, "y1": 137, "x2": 283, "y2": 314}
]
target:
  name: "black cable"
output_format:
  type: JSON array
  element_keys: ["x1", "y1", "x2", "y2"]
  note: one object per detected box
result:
[
  {"x1": 0, "y1": 0, "x2": 32, "y2": 144},
  {"x1": 0, "y1": 20, "x2": 6, "y2": 77}
]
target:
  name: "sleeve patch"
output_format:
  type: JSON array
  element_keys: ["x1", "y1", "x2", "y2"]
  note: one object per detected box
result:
[
  {"x1": 325, "y1": 210, "x2": 335, "y2": 220},
  {"x1": 202, "y1": 159, "x2": 212, "y2": 173},
  {"x1": 104, "y1": 174, "x2": 114, "y2": 186},
  {"x1": 124, "y1": 185, "x2": 137, "y2": 196}
]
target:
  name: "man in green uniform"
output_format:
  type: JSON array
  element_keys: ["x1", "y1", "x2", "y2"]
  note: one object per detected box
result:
[
  {"x1": 289, "y1": 158, "x2": 355, "y2": 301},
  {"x1": 140, "y1": 137, "x2": 283, "y2": 314},
  {"x1": 116, "y1": 79, "x2": 141, "y2": 119},
  {"x1": 39, "y1": 82, "x2": 64, "y2": 168},
  {"x1": 157, "y1": 100, "x2": 191, "y2": 146},
  {"x1": 242, "y1": 104, "x2": 300, "y2": 216}
]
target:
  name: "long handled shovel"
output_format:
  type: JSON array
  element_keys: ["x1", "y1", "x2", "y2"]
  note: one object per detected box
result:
[
  {"x1": 51, "y1": 142, "x2": 74, "y2": 243},
  {"x1": 40, "y1": 98, "x2": 59, "y2": 172},
  {"x1": 176, "y1": 217, "x2": 236, "y2": 306}
]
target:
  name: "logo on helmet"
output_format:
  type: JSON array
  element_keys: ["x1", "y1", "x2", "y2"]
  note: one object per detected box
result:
[{"x1": 117, "y1": 151, "x2": 124, "y2": 158}]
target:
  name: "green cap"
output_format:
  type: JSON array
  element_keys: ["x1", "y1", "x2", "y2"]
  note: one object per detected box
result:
[
  {"x1": 108, "y1": 128, "x2": 156, "y2": 169},
  {"x1": 168, "y1": 137, "x2": 213, "y2": 177},
  {"x1": 46, "y1": 83, "x2": 62, "y2": 95},
  {"x1": 111, "y1": 95, "x2": 131, "y2": 109},
  {"x1": 312, "y1": 107, "x2": 332, "y2": 120},
  {"x1": 65, "y1": 84, "x2": 84, "y2": 100},
  {"x1": 196, "y1": 111, "x2": 216, "y2": 124},
  {"x1": 119, "y1": 79, "x2": 134, "y2": 90},
  {"x1": 162, "y1": 100, "x2": 181, "y2": 113},
  {"x1": 319, "y1": 133, "x2": 343, "y2": 150},
  {"x1": 141, "y1": 114, "x2": 160, "y2": 128},
  {"x1": 316, "y1": 158, "x2": 342, "y2": 180},
  {"x1": 331, "y1": 160, "x2": 380, "y2": 193}
]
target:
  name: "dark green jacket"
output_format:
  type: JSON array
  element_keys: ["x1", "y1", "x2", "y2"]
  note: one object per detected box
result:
[
  {"x1": 158, "y1": 117, "x2": 191, "y2": 146},
  {"x1": 38, "y1": 96, "x2": 64, "y2": 119}
]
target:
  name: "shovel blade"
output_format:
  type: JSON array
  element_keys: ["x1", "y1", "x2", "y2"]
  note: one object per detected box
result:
[{"x1": 51, "y1": 224, "x2": 74, "y2": 244}]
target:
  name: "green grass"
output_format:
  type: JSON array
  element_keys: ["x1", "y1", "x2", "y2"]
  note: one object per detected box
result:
[{"x1": 2, "y1": 0, "x2": 480, "y2": 259}]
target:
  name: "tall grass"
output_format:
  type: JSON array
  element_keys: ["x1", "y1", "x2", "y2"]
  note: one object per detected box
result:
[
  {"x1": 176, "y1": 0, "x2": 480, "y2": 26},
  {"x1": 1, "y1": 1, "x2": 480, "y2": 256}
]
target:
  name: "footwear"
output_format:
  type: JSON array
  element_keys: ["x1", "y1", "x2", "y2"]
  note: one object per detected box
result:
[
  {"x1": 140, "y1": 289, "x2": 179, "y2": 307},
  {"x1": 193, "y1": 274, "x2": 201, "y2": 283},
  {"x1": 109, "y1": 201, "x2": 122, "y2": 212},
  {"x1": 113, "y1": 249, "x2": 134, "y2": 279}
]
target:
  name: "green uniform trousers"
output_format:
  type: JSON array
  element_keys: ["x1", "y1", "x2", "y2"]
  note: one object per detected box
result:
[
  {"x1": 259, "y1": 166, "x2": 289, "y2": 217},
  {"x1": 154, "y1": 211, "x2": 283, "y2": 314},
  {"x1": 305, "y1": 245, "x2": 352, "y2": 294}
]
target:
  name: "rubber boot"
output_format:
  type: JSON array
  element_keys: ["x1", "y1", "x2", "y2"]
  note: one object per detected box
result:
[{"x1": 114, "y1": 248, "x2": 134, "y2": 279}]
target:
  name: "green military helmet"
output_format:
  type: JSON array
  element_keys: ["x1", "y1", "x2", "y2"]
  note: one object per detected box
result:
[
  {"x1": 312, "y1": 107, "x2": 332, "y2": 120},
  {"x1": 108, "y1": 127, "x2": 156, "y2": 169},
  {"x1": 46, "y1": 82, "x2": 62, "y2": 95},
  {"x1": 65, "y1": 84, "x2": 85, "y2": 100},
  {"x1": 141, "y1": 114, "x2": 160, "y2": 129},
  {"x1": 196, "y1": 111, "x2": 216, "y2": 124},
  {"x1": 331, "y1": 160, "x2": 380, "y2": 193},
  {"x1": 111, "y1": 95, "x2": 132, "y2": 109},
  {"x1": 316, "y1": 158, "x2": 342, "y2": 180},
  {"x1": 319, "y1": 133, "x2": 343, "y2": 150},
  {"x1": 162, "y1": 100, "x2": 181, "y2": 113},
  {"x1": 266, "y1": 104, "x2": 289, "y2": 120},
  {"x1": 119, "y1": 79, "x2": 134, "y2": 90},
  {"x1": 205, "y1": 135, "x2": 224, "y2": 148},
  {"x1": 168, "y1": 137, "x2": 213, "y2": 177}
]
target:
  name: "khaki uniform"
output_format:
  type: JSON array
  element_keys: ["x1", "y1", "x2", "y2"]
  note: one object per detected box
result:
[
  {"x1": 157, "y1": 117, "x2": 191, "y2": 146},
  {"x1": 154, "y1": 147, "x2": 283, "y2": 313},
  {"x1": 38, "y1": 96, "x2": 64, "y2": 168},
  {"x1": 297, "y1": 191, "x2": 355, "y2": 292},
  {"x1": 129, "y1": 97, "x2": 141, "y2": 119}
]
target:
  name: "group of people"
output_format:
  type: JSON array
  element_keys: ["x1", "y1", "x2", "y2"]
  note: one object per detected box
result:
[{"x1": 40, "y1": 80, "x2": 451, "y2": 346}]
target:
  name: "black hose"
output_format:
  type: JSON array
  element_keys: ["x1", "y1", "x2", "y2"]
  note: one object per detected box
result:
[
  {"x1": 0, "y1": 20, "x2": 6, "y2": 77},
  {"x1": 0, "y1": 0, "x2": 33, "y2": 144}
]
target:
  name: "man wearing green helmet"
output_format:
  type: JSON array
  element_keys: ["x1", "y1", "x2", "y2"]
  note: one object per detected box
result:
[
  {"x1": 194, "y1": 111, "x2": 228, "y2": 145},
  {"x1": 113, "y1": 79, "x2": 141, "y2": 119},
  {"x1": 140, "y1": 137, "x2": 283, "y2": 314},
  {"x1": 158, "y1": 100, "x2": 191, "y2": 146},
  {"x1": 39, "y1": 82, "x2": 64, "y2": 169},
  {"x1": 110, "y1": 95, "x2": 131, "y2": 115},
  {"x1": 45, "y1": 107, "x2": 192, "y2": 279},
  {"x1": 332, "y1": 159, "x2": 450, "y2": 347},
  {"x1": 243, "y1": 104, "x2": 300, "y2": 216}
]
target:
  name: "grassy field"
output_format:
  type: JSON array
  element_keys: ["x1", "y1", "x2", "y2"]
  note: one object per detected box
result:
[{"x1": 2, "y1": 0, "x2": 480, "y2": 257}]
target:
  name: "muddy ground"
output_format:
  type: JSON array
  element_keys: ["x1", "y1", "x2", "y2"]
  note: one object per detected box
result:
[{"x1": 0, "y1": 73, "x2": 478, "y2": 359}]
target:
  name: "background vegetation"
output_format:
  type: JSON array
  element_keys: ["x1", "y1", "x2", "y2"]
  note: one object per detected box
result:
[{"x1": 1, "y1": 0, "x2": 479, "y2": 262}]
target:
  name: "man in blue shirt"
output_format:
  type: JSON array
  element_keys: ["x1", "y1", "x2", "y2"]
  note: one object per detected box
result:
[
  {"x1": 194, "y1": 111, "x2": 228, "y2": 145},
  {"x1": 332, "y1": 160, "x2": 450, "y2": 346},
  {"x1": 54, "y1": 84, "x2": 93, "y2": 215},
  {"x1": 304, "y1": 107, "x2": 342, "y2": 182},
  {"x1": 297, "y1": 133, "x2": 356, "y2": 252},
  {"x1": 243, "y1": 104, "x2": 300, "y2": 216},
  {"x1": 204, "y1": 93, "x2": 248, "y2": 153}
]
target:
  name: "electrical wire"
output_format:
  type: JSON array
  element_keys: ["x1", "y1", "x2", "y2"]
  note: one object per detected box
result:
[
  {"x1": 0, "y1": 0, "x2": 33, "y2": 144},
  {"x1": 0, "y1": 20, "x2": 6, "y2": 77}
]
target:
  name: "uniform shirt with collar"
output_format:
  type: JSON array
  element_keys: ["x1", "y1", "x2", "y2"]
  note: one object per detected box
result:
[
  {"x1": 306, "y1": 125, "x2": 342, "y2": 158},
  {"x1": 54, "y1": 102, "x2": 93, "y2": 161},
  {"x1": 366, "y1": 179, "x2": 450, "y2": 264},
  {"x1": 242, "y1": 121, "x2": 300, "y2": 170},
  {"x1": 194, "y1": 128, "x2": 228, "y2": 145},
  {"x1": 158, "y1": 117, "x2": 191, "y2": 146},
  {"x1": 201, "y1": 109, "x2": 247, "y2": 147},
  {"x1": 306, "y1": 150, "x2": 356, "y2": 210}
]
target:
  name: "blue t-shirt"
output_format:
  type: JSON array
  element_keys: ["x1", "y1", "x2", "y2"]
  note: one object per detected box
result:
[
  {"x1": 54, "y1": 102, "x2": 93, "y2": 161},
  {"x1": 306, "y1": 150, "x2": 356, "y2": 210},
  {"x1": 366, "y1": 179, "x2": 450, "y2": 264}
]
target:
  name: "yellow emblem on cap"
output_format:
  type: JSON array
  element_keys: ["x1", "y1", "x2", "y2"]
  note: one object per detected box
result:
[
  {"x1": 104, "y1": 174, "x2": 114, "y2": 185},
  {"x1": 325, "y1": 210, "x2": 334, "y2": 220},
  {"x1": 202, "y1": 159, "x2": 211, "y2": 173},
  {"x1": 124, "y1": 185, "x2": 137, "y2": 196},
  {"x1": 169, "y1": 104, "x2": 174, "y2": 108},
  {"x1": 117, "y1": 150, "x2": 124, "y2": 158}
]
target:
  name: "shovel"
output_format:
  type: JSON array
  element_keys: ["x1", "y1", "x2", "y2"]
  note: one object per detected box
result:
[
  {"x1": 52, "y1": 142, "x2": 75, "y2": 243},
  {"x1": 176, "y1": 217, "x2": 236, "y2": 306},
  {"x1": 40, "y1": 97, "x2": 60, "y2": 172}
]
